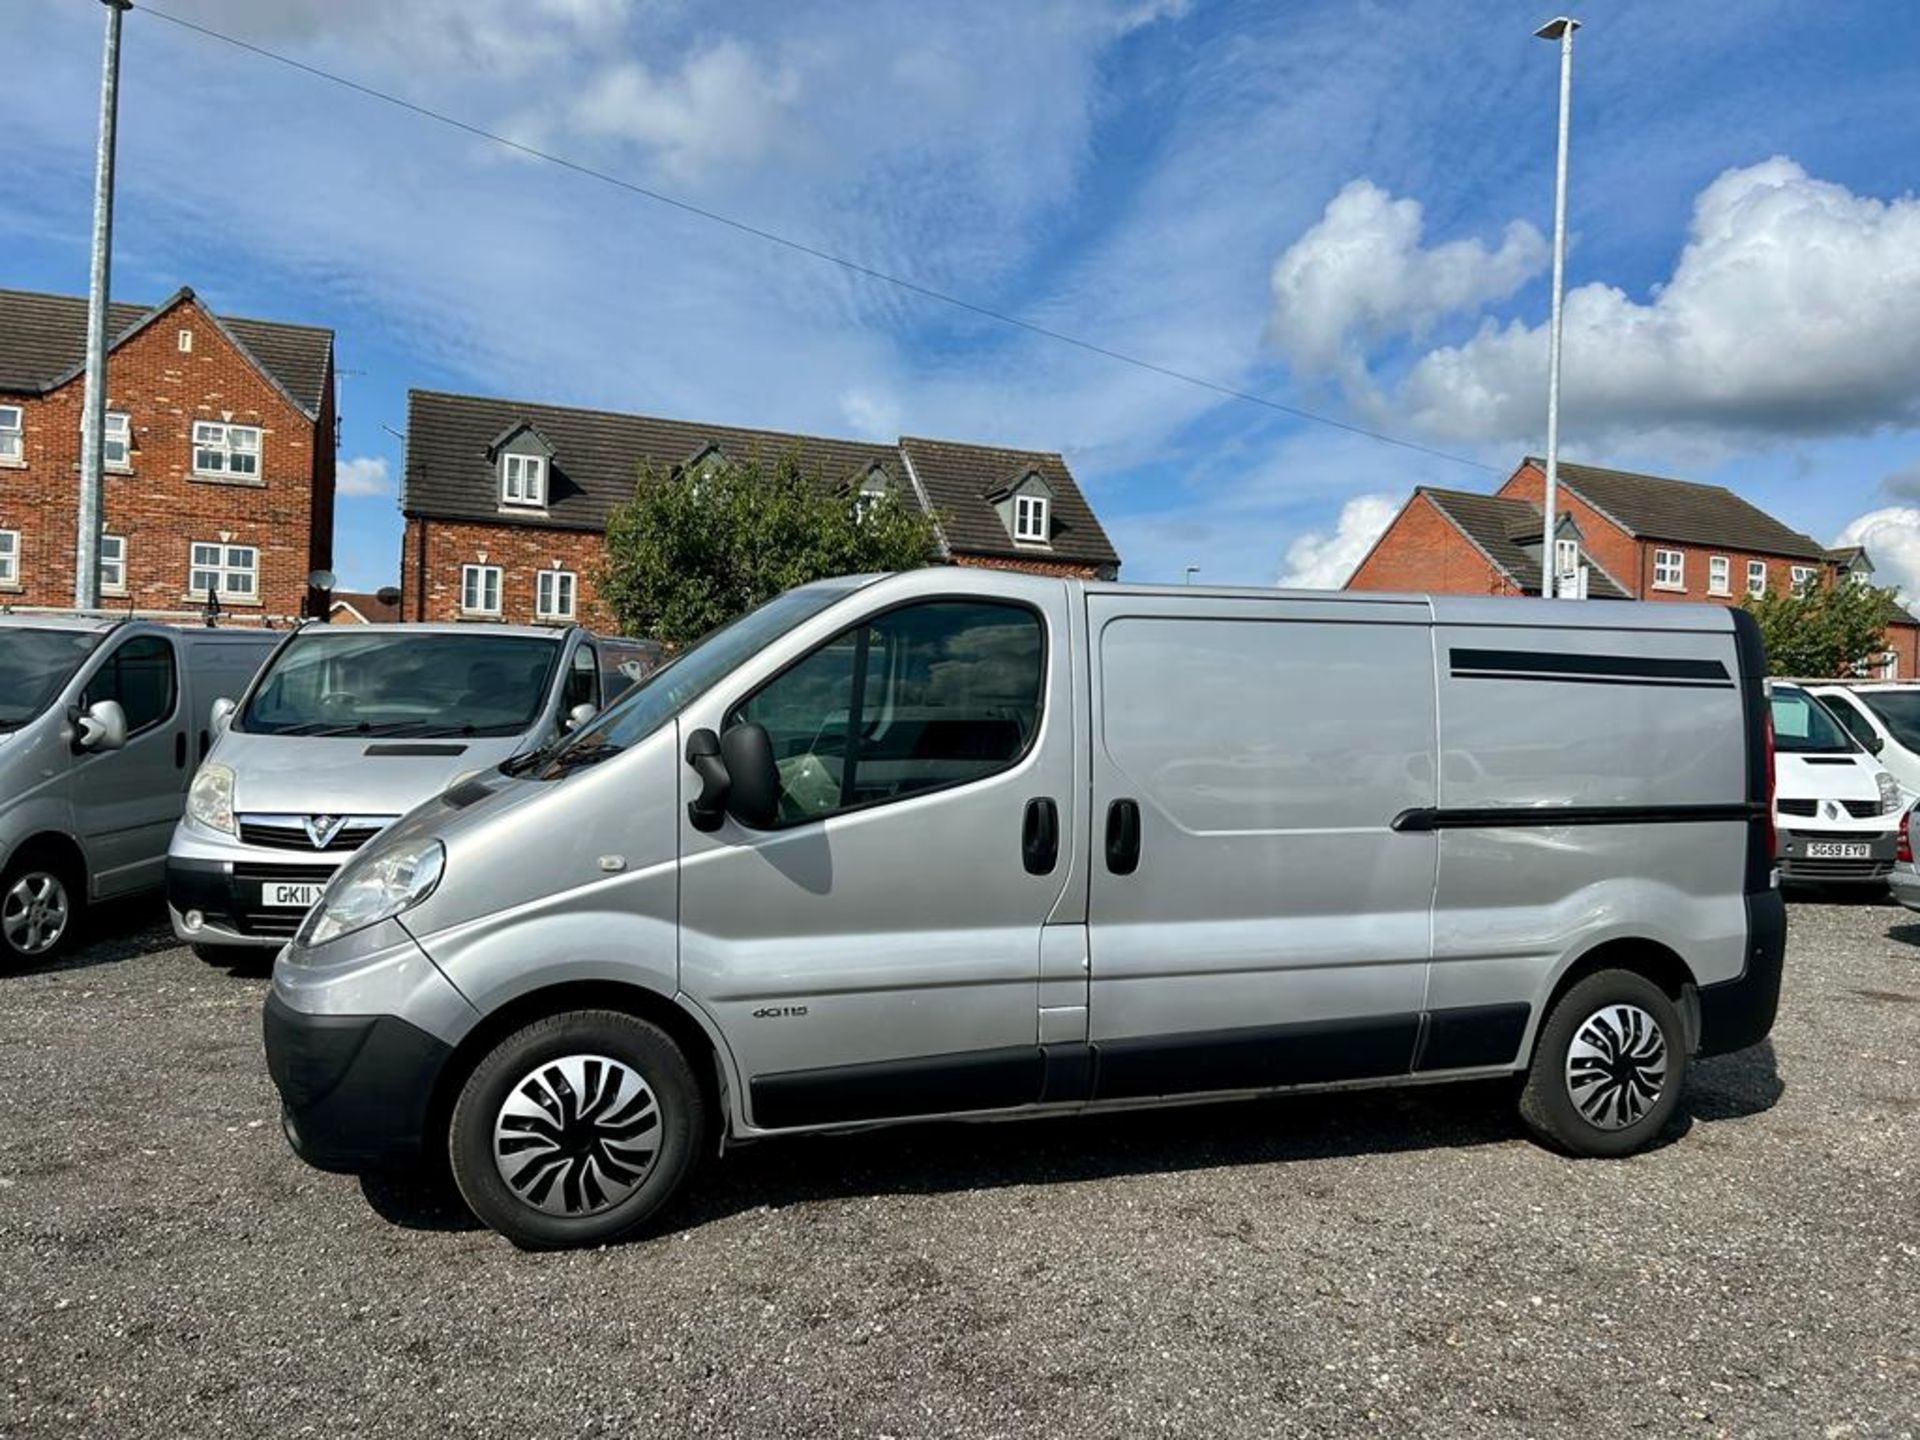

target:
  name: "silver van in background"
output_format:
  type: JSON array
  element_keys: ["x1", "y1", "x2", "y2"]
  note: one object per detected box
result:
[
  {"x1": 262, "y1": 572, "x2": 1784, "y2": 1248},
  {"x1": 0, "y1": 616, "x2": 276, "y2": 966},
  {"x1": 168, "y1": 622, "x2": 648, "y2": 959}
]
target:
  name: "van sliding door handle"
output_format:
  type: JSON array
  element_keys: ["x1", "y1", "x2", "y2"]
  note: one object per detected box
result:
[
  {"x1": 173, "y1": 732, "x2": 187, "y2": 770},
  {"x1": 1022, "y1": 797, "x2": 1059, "y2": 875},
  {"x1": 1105, "y1": 798, "x2": 1141, "y2": 875}
]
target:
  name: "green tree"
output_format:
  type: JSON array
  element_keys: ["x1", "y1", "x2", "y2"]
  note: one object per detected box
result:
[
  {"x1": 596, "y1": 448, "x2": 940, "y2": 646},
  {"x1": 1742, "y1": 579, "x2": 1901, "y2": 677}
]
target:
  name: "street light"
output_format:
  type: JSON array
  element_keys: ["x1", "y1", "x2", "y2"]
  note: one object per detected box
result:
[
  {"x1": 1536, "y1": 15, "x2": 1579, "y2": 599},
  {"x1": 1184, "y1": 566, "x2": 1201, "y2": 586}
]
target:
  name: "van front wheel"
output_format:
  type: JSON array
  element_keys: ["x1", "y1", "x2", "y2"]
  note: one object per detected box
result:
[
  {"x1": 448, "y1": 1009, "x2": 706, "y2": 1249},
  {"x1": 0, "y1": 855, "x2": 81, "y2": 967},
  {"x1": 1520, "y1": 969, "x2": 1687, "y2": 1157}
]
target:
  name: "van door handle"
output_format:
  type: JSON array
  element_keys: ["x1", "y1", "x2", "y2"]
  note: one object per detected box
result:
[
  {"x1": 1105, "y1": 798, "x2": 1141, "y2": 875},
  {"x1": 173, "y1": 732, "x2": 187, "y2": 769},
  {"x1": 1022, "y1": 797, "x2": 1059, "y2": 875}
]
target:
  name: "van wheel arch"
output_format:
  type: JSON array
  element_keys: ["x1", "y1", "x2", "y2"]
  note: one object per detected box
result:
[
  {"x1": 1535, "y1": 938, "x2": 1700, "y2": 1059},
  {"x1": 428, "y1": 981, "x2": 727, "y2": 1161},
  {"x1": 5, "y1": 832, "x2": 89, "y2": 896}
]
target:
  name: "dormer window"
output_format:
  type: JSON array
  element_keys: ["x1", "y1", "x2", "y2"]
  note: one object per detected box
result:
[
  {"x1": 1014, "y1": 493, "x2": 1050, "y2": 544},
  {"x1": 854, "y1": 467, "x2": 890, "y2": 522},
  {"x1": 1553, "y1": 536, "x2": 1579, "y2": 580},
  {"x1": 501, "y1": 452, "x2": 546, "y2": 507}
]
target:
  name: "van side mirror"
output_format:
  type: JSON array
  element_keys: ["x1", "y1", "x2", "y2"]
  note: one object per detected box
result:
[
  {"x1": 565, "y1": 702, "x2": 598, "y2": 732},
  {"x1": 721, "y1": 722, "x2": 781, "y2": 829},
  {"x1": 209, "y1": 697, "x2": 236, "y2": 736},
  {"x1": 1868, "y1": 732, "x2": 1887, "y2": 755},
  {"x1": 685, "y1": 728, "x2": 731, "y2": 832},
  {"x1": 76, "y1": 699, "x2": 129, "y2": 754}
]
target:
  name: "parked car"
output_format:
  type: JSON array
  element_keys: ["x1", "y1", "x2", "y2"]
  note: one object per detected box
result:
[
  {"x1": 0, "y1": 616, "x2": 276, "y2": 965},
  {"x1": 262, "y1": 572, "x2": 1783, "y2": 1249},
  {"x1": 1804, "y1": 682, "x2": 1920, "y2": 803},
  {"x1": 167, "y1": 622, "x2": 640, "y2": 960},
  {"x1": 1769, "y1": 682, "x2": 1904, "y2": 888},
  {"x1": 1888, "y1": 802, "x2": 1920, "y2": 912}
]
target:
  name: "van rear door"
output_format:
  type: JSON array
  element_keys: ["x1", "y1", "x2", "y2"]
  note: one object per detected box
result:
[{"x1": 1082, "y1": 592, "x2": 1438, "y2": 1100}]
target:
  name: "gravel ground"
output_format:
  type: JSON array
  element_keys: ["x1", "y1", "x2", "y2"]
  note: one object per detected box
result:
[{"x1": 1, "y1": 898, "x2": 1916, "y2": 1440}]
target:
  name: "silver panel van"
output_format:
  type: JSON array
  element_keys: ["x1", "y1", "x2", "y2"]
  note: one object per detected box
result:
[
  {"x1": 168, "y1": 621, "x2": 640, "y2": 958},
  {"x1": 261, "y1": 572, "x2": 1785, "y2": 1248},
  {"x1": 0, "y1": 616, "x2": 275, "y2": 966}
]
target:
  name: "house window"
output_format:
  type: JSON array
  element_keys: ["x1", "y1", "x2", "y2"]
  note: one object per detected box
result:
[
  {"x1": 1747, "y1": 559, "x2": 1767, "y2": 597},
  {"x1": 104, "y1": 412, "x2": 131, "y2": 470},
  {"x1": 1553, "y1": 537, "x2": 1579, "y2": 580},
  {"x1": 0, "y1": 529, "x2": 17, "y2": 586},
  {"x1": 1790, "y1": 565, "x2": 1817, "y2": 596},
  {"x1": 1708, "y1": 555, "x2": 1730, "y2": 595},
  {"x1": 535, "y1": 569, "x2": 576, "y2": 620},
  {"x1": 178, "y1": 329, "x2": 193, "y2": 353},
  {"x1": 191, "y1": 421, "x2": 261, "y2": 479},
  {"x1": 854, "y1": 471, "x2": 889, "y2": 523},
  {"x1": 501, "y1": 453, "x2": 546, "y2": 507},
  {"x1": 100, "y1": 534, "x2": 126, "y2": 596},
  {"x1": 1652, "y1": 549, "x2": 1684, "y2": 590},
  {"x1": 0, "y1": 404, "x2": 21, "y2": 463},
  {"x1": 1014, "y1": 494, "x2": 1050, "y2": 544},
  {"x1": 189, "y1": 541, "x2": 258, "y2": 601},
  {"x1": 461, "y1": 564, "x2": 502, "y2": 616}
]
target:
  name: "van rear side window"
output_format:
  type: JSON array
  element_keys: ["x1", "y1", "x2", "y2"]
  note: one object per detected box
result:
[{"x1": 728, "y1": 600, "x2": 1044, "y2": 825}]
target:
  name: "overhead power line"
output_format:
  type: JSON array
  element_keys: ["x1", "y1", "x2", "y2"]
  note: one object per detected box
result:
[{"x1": 140, "y1": 4, "x2": 1499, "y2": 475}]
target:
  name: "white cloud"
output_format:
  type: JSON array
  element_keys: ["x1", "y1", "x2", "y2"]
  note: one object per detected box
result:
[
  {"x1": 1269, "y1": 179, "x2": 1546, "y2": 382},
  {"x1": 1276, "y1": 492, "x2": 1400, "y2": 589},
  {"x1": 1400, "y1": 158, "x2": 1920, "y2": 446},
  {"x1": 565, "y1": 41, "x2": 804, "y2": 181},
  {"x1": 336, "y1": 456, "x2": 391, "y2": 497},
  {"x1": 1833, "y1": 507, "x2": 1920, "y2": 604}
]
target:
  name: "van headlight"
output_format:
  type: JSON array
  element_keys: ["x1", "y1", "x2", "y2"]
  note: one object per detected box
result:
[
  {"x1": 1879, "y1": 771, "x2": 1902, "y2": 815},
  {"x1": 300, "y1": 838, "x2": 445, "y2": 948},
  {"x1": 186, "y1": 762, "x2": 236, "y2": 835}
]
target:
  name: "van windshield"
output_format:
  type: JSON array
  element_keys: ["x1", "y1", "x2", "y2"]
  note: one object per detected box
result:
[
  {"x1": 532, "y1": 582, "x2": 860, "y2": 779},
  {"x1": 238, "y1": 631, "x2": 562, "y2": 738},
  {"x1": 1858, "y1": 690, "x2": 1920, "y2": 752},
  {"x1": 0, "y1": 628, "x2": 105, "y2": 731},
  {"x1": 1770, "y1": 687, "x2": 1857, "y2": 755}
]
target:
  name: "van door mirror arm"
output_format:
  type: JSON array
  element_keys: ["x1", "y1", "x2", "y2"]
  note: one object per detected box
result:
[{"x1": 686, "y1": 728, "x2": 731, "y2": 832}]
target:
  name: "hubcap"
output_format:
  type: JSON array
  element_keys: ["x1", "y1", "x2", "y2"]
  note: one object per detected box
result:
[
  {"x1": 2, "y1": 871, "x2": 70, "y2": 957},
  {"x1": 492, "y1": 1054, "x2": 662, "y2": 1217},
  {"x1": 1565, "y1": 1002, "x2": 1668, "y2": 1130}
]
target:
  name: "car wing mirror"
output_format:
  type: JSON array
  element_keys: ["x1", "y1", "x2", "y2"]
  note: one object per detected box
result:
[
  {"x1": 1869, "y1": 733, "x2": 1887, "y2": 754},
  {"x1": 685, "y1": 728, "x2": 731, "y2": 832},
  {"x1": 565, "y1": 702, "x2": 598, "y2": 731},
  {"x1": 209, "y1": 697, "x2": 236, "y2": 736},
  {"x1": 721, "y1": 722, "x2": 781, "y2": 829},
  {"x1": 75, "y1": 698, "x2": 129, "y2": 754}
]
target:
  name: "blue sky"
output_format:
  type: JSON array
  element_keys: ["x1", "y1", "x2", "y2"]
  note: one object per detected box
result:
[{"x1": 6, "y1": 0, "x2": 1920, "y2": 594}]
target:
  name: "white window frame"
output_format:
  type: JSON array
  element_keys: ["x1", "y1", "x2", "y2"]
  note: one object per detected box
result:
[
  {"x1": 1014, "y1": 493, "x2": 1050, "y2": 544},
  {"x1": 500, "y1": 453, "x2": 547, "y2": 508},
  {"x1": 0, "y1": 529, "x2": 17, "y2": 586},
  {"x1": 1652, "y1": 548, "x2": 1685, "y2": 591},
  {"x1": 1708, "y1": 554, "x2": 1731, "y2": 596},
  {"x1": 1790, "y1": 564, "x2": 1817, "y2": 596},
  {"x1": 104, "y1": 411, "x2": 131, "y2": 471},
  {"x1": 461, "y1": 564, "x2": 503, "y2": 616},
  {"x1": 1746, "y1": 559, "x2": 1767, "y2": 597},
  {"x1": 0, "y1": 404, "x2": 22, "y2": 464},
  {"x1": 188, "y1": 541, "x2": 258, "y2": 602},
  {"x1": 191, "y1": 420, "x2": 261, "y2": 480},
  {"x1": 100, "y1": 534, "x2": 126, "y2": 596},
  {"x1": 1553, "y1": 537, "x2": 1579, "y2": 580},
  {"x1": 853, "y1": 473, "x2": 889, "y2": 523},
  {"x1": 535, "y1": 568, "x2": 576, "y2": 621}
]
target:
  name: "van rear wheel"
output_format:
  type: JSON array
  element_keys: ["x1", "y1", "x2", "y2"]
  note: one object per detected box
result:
[
  {"x1": 1520, "y1": 969, "x2": 1687, "y2": 1157},
  {"x1": 0, "y1": 854, "x2": 81, "y2": 968},
  {"x1": 448, "y1": 1009, "x2": 706, "y2": 1249}
]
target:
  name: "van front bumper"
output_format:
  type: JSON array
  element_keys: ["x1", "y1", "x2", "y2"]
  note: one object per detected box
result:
[{"x1": 168, "y1": 850, "x2": 350, "y2": 950}]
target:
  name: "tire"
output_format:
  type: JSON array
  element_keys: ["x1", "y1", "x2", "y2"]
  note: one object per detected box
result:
[
  {"x1": 448, "y1": 1009, "x2": 706, "y2": 1249},
  {"x1": 0, "y1": 852, "x2": 83, "y2": 968},
  {"x1": 1520, "y1": 969, "x2": 1687, "y2": 1157}
]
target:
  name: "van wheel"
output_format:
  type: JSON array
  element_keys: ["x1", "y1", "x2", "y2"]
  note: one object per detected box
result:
[
  {"x1": 448, "y1": 1009, "x2": 706, "y2": 1249},
  {"x1": 0, "y1": 854, "x2": 82, "y2": 967},
  {"x1": 1520, "y1": 969, "x2": 1687, "y2": 1157}
]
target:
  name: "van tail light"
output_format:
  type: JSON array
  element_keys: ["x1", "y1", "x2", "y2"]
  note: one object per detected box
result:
[
  {"x1": 1762, "y1": 709, "x2": 1777, "y2": 863},
  {"x1": 1900, "y1": 808, "x2": 1913, "y2": 866}
]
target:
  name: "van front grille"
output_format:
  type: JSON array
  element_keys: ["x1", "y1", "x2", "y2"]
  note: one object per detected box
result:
[
  {"x1": 1782, "y1": 856, "x2": 1894, "y2": 880},
  {"x1": 1777, "y1": 798, "x2": 1884, "y2": 819},
  {"x1": 236, "y1": 815, "x2": 393, "y2": 853},
  {"x1": 1777, "y1": 799, "x2": 1817, "y2": 817},
  {"x1": 227, "y1": 863, "x2": 338, "y2": 940}
]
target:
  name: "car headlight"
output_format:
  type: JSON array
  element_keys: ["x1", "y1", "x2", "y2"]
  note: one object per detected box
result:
[
  {"x1": 186, "y1": 762, "x2": 236, "y2": 835},
  {"x1": 1878, "y1": 771, "x2": 1902, "y2": 815},
  {"x1": 300, "y1": 837, "x2": 445, "y2": 948}
]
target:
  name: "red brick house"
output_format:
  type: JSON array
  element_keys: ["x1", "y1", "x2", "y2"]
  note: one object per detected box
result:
[
  {"x1": 0, "y1": 286, "x2": 336, "y2": 622},
  {"x1": 1348, "y1": 457, "x2": 1920, "y2": 675},
  {"x1": 399, "y1": 390, "x2": 1122, "y2": 628}
]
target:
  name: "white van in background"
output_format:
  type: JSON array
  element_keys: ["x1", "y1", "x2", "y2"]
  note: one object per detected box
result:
[
  {"x1": 1804, "y1": 682, "x2": 1920, "y2": 803},
  {"x1": 1769, "y1": 683, "x2": 1903, "y2": 888}
]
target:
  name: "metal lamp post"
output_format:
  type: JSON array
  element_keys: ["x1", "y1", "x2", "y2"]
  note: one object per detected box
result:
[{"x1": 1536, "y1": 15, "x2": 1578, "y2": 599}]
